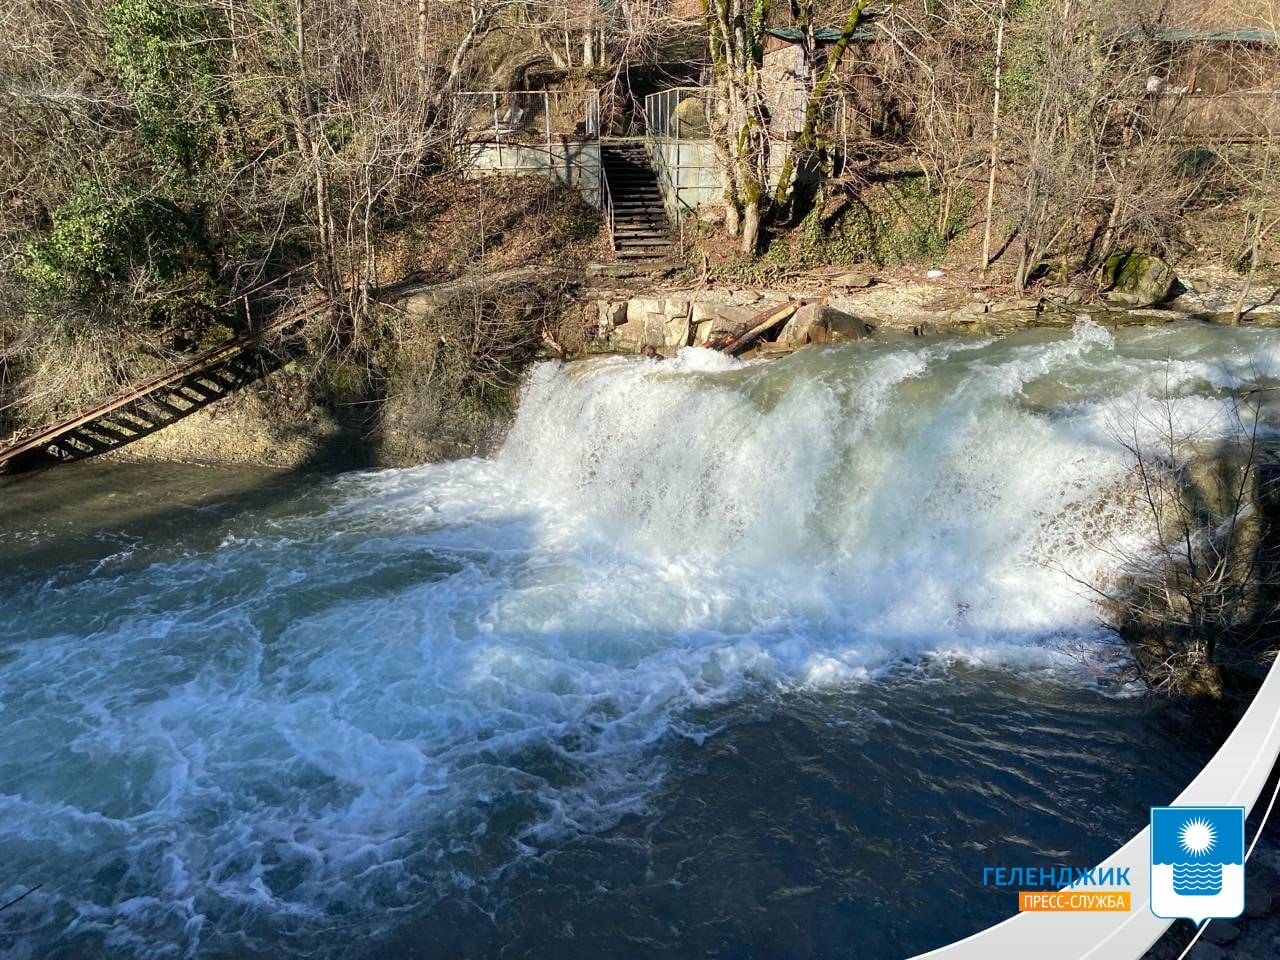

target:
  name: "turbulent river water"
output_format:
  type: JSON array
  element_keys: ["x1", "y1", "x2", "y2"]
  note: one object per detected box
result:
[{"x1": 2, "y1": 322, "x2": 1277, "y2": 960}]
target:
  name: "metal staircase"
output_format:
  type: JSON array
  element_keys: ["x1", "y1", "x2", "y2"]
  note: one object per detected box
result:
[
  {"x1": 0, "y1": 299, "x2": 322, "y2": 473},
  {"x1": 601, "y1": 142, "x2": 676, "y2": 263}
]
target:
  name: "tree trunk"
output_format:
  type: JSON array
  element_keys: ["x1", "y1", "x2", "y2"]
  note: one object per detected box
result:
[
  {"x1": 582, "y1": 9, "x2": 597, "y2": 68},
  {"x1": 1233, "y1": 211, "x2": 1263, "y2": 325},
  {"x1": 706, "y1": 0, "x2": 773, "y2": 246},
  {"x1": 980, "y1": 0, "x2": 1006, "y2": 275},
  {"x1": 292, "y1": 0, "x2": 340, "y2": 301},
  {"x1": 417, "y1": 0, "x2": 429, "y2": 63},
  {"x1": 724, "y1": 190, "x2": 742, "y2": 237},
  {"x1": 740, "y1": 196, "x2": 761, "y2": 253}
]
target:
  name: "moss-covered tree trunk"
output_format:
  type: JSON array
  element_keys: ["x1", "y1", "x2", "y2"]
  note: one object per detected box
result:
[{"x1": 705, "y1": 0, "x2": 771, "y2": 253}]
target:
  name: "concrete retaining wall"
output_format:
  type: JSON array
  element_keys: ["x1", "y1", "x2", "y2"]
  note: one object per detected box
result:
[
  {"x1": 461, "y1": 140, "x2": 602, "y2": 207},
  {"x1": 647, "y1": 139, "x2": 791, "y2": 220}
]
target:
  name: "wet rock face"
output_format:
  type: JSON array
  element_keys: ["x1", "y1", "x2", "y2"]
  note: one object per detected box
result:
[
  {"x1": 1101, "y1": 250, "x2": 1179, "y2": 306},
  {"x1": 585, "y1": 292, "x2": 793, "y2": 353},
  {"x1": 600, "y1": 297, "x2": 691, "y2": 351}
]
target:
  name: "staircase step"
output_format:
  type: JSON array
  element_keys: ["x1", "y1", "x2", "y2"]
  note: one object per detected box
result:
[
  {"x1": 613, "y1": 226, "x2": 671, "y2": 235},
  {"x1": 602, "y1": 144, "x2": 674, "y2": 259}
]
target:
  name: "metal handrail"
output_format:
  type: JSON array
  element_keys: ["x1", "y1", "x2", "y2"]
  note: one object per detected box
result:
[
  {"x1": 600, "y1": 162, "x2": 615, "y2": 246},
  {"x1": 643, "y1": 87, "x2": 718, "y2": 142},
  {"x1": 647, "y1": 139, "x2": 689, "y2": 222},
  {"x1": 642, "y1": 89, "x2": 718, "y2": 223},
  {"x1": 452, "y1": 89, "x2": 610, "y2": 214}
]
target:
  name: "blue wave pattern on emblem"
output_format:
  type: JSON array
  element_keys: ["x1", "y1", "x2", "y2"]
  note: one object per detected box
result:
[
  {"x1": 1171, "y1": 864, "x2": 1223, "y2": 896},
  {"x1": 1152, "y1": 808, "x2": 1243, "y2": 901}
]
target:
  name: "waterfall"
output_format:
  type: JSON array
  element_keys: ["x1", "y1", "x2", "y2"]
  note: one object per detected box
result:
[{"x1": 1, "y1": 320, "x2": 1275, "y2": 959}]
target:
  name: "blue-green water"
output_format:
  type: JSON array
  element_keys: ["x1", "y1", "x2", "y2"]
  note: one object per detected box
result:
[{"x1": 2, "y1": 323, "x2": 1274, "y2": 959}]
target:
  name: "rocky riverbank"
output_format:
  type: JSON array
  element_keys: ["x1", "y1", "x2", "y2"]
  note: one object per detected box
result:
[
  {"x1": 78, "y1": 265, "x2": 1280, "y2": 473},
  {"x1": 574, "y1": 265, "x2": 1280, "y2": 356}
]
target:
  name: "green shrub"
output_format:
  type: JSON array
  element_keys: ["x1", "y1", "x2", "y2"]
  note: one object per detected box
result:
[
  {"x1": 21, "y1": 180, "x2": 211, "y2": 322},
  {"x1": 108, "y1": 0, "x2": 229, "y2": 188},
  {"x1": 799, "y1": 177, "x2": 970, "y2": 267}
]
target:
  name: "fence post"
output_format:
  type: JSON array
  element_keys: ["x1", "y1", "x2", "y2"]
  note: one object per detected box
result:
[{"x1": 492, "y1": 93, "x2": 501, "y2": 170}]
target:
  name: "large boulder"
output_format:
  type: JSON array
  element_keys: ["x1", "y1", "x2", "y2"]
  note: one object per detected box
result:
[
  {"x1": 1101, "y1": 250, "x2": 1179, "y2": 305},
  {"x1": 778, "y1": 303, "x2": 870, "y2": 347},
  {"x1": 672, "y1": 96, "x2": 710, "y2": 138},
  {"x1": 827, "y1": 310, "x2": 872, "y2": 342}
]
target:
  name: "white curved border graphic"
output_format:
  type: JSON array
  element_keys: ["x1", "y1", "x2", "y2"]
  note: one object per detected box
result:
[{"x1": 907, "y1": 657, "x2": 1280, "y2": 960}]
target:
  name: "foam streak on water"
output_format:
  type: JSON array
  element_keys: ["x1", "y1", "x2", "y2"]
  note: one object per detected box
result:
[{"x1": 0, "y1": 322, "x2": 1276, "y2": 958}]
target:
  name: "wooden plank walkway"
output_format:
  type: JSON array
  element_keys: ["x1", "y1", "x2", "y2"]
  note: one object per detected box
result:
[{"x1": 0, "y1": 298, "x2": 325, "y2": 473}]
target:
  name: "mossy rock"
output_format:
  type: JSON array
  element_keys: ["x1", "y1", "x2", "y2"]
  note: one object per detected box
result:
[
  {"x1": 672, "y1": 96, "x2": 710, "y2": 138},
  {"x1": 329, "y1": 359, "x2": 369, "y2": 404},
  {"x1": 1100, "y1": 250, "x2": 1178, "y2": 306}
]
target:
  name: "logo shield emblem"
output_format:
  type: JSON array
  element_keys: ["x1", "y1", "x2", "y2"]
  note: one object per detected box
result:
[{"x1": 1150, "y1": 806, "x2": 1246, "y2": 922}]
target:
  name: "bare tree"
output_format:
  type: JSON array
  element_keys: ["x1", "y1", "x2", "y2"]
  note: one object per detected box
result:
[
  {"x1": 1224, "y1": 0, "x2": 1280, "y2": 323},
  {"x1": 1081, "y1": 369, "x2": 1278, "y2": 694}
]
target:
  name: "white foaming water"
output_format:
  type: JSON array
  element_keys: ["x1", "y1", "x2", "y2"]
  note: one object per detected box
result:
[{"x1": 0, "y1": 322, "x2": 1276, "y2": 958}]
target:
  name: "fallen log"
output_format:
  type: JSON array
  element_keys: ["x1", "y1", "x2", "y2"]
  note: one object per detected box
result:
[{"x1": 704, "y1": 300, "x2": 806, "y2": 356}]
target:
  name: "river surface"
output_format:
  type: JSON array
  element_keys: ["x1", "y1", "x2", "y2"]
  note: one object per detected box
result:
[{"x1": 2, "y1": 322, "x2": 1277, "y2": 959}]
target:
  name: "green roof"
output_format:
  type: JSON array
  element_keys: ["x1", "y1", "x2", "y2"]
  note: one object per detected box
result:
[
  {"x1": 1156, "y1": 29, "x2": 1279, "y2": 44},
  {"x1": 764, "y1": 27, "x2": 875, "y2": 44}
]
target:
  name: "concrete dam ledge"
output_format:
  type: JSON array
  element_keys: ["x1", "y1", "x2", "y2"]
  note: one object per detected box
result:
[{"x1": 558, "y1": 276, "x2": 1280, "y2": 358}]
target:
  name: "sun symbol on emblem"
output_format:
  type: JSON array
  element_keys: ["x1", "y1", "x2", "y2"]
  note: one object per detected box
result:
[{"x1": 1179, "y1": 818, "x2": 1216, "y2": 856}]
